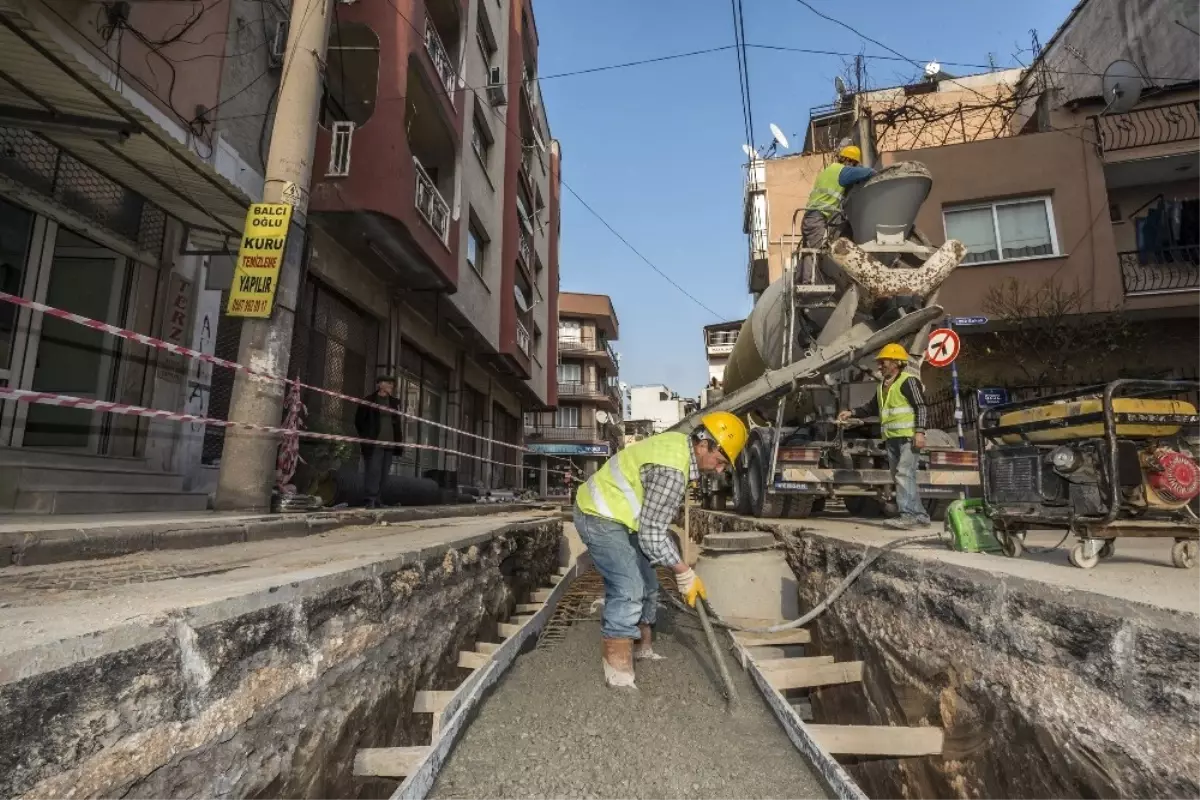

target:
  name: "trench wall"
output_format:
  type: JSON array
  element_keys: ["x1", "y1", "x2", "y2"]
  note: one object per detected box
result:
[
  {"x1": 0, "y1": 519, "x2": 561, "y2": 799},
  {"x1": 689, "y1": 510, "x2": 1200, "y2": 799}
]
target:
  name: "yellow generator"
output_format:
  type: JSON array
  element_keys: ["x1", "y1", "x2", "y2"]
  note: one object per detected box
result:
[{"x1": 975, "y1": 380, "x2": 1200, "y2": 569}]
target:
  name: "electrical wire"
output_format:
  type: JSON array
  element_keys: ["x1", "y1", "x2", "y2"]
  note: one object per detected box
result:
[
  {"x1": 728, "y1": 0, "x2": 753, "y2": 149},
  {"x1": 735, "y1": 0, "x2": 755, "y2": 144}
]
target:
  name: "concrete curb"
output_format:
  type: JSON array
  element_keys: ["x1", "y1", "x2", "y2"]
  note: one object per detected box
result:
[{"x1": 0, "y1": 503, "x2": 553, "y2": 568}]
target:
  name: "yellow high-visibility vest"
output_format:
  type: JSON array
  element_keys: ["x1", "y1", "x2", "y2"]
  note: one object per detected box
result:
[
  {"x1": 807, "y1": 163, "x2": 846, "y2": 216},
  {"x1": 879, "y1": 374, "x2": 916, "y2": 439},
  {"x1": 575, "y1": 432, "x2": 692, "y2": 530}
]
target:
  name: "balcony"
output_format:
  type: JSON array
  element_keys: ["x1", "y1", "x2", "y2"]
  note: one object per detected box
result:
[
  {"x1": 516, "y1": 318, "x2": 532, "y2": 355},
  {"x1": 1119, "y1": 247, "x2": 1200, "y2": 296},
  {"x1": 558, "y1": 335, "x2": 618, "y2": 366},
  {"x1": 424, "y1": 15, "x2": 456, "y2": 101},
  {"x1": 557, "y1": 380, "x2": 621, "y2": 407},
  {"x1": 518, "y1": 224, "x2": 534, "y2": 268},
  {"x1": 413, "y1": 157, "x2": 450, "y2": 244},
  {"x1": 525, "y1": 426, "x2": 605, "y2": 443},
  {"x1": 1095, "y1": 100, "x2": 1199, "y2": 156}
]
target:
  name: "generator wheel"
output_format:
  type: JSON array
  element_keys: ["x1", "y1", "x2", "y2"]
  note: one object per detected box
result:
[
  {"x1": 1069, "y1": 543, "x2": 1100, "y2": 570},
  {"x1": 1099, "y1": 539, "x2": 1117, "y2": 560},
  {"x1": 1171, "y1": 540, "x2": 1198, "y2": 569},
  {"x1": 998, "y1": 528, "x2": 1024, "y2": 559}
]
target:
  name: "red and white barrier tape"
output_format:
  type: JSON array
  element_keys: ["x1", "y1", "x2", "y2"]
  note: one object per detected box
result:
[
  {"x1": 0, "y1": 290, "x2": 585, "y2": 463},
  {"x1": 0, "y1": 387, "x2": 573, "y2": 477}
]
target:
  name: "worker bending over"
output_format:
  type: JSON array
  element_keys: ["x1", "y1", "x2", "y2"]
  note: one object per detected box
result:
[
  {"x1": 800, "y1": 144, "x2": 875, "y2": 283},
  {"x1": 838, "y1": 343, "x2": 931, "y2": 530},
  {"x1": 573, "y1": 412, "x2": 749, "y2": 689}
]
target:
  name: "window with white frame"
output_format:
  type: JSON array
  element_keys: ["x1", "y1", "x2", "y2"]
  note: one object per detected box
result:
[
  {"x1": 558, "y1": 319, "x2": 581, "y2": 344},
  {"x1": 557, "y1": 362, "x2": 582, "y2": 384},
  {"x1": 466, "y1": 220, "x2": 486, "y2": 275},
  {"x1": 556, "y1": 405, "x2": 580, "y2": 428},
  {"x1": 943, "y1": 197, "x2": 1059, "y2": 265}
]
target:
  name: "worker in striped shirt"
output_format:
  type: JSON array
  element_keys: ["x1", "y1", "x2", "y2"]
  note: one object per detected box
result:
[
  {"x1": 574, "y1": 412, "x2": 749, "y2": 689},
  {"x1": 839, "y1": 343, "x2": 931, "y2": 529}
]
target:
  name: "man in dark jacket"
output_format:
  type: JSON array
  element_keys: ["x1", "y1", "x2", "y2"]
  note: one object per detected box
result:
[{"x1": 354, "y1": 374, "x2": 404, "y2": 508}]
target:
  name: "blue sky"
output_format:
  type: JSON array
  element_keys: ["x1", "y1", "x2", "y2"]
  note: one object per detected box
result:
[{"x1": 535, "y1": 0, "x2": 1077, "y2": 396}]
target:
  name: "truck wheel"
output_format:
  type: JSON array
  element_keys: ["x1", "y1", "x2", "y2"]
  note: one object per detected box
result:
[
  {"x1": 811, "y1": 497, "x2": 826, "y2": 515},
  {"x1": 731, "y1": 469, "x2": 752, "y2": 515},
  {"x1": 748, "y1": 445, "x2": 783, "y2": 518},
  {"x1": 844, "y1": 496, "x2": 884, "y2": 517},
  {"x1": 783, "y1": 495, "x2": 816, "y2": 519}
]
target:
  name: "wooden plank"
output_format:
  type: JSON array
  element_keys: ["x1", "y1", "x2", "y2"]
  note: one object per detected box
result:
[
  {"x1": 557, "y1": 566, "x2": 570, "y2": 575},
  {"x1": 497, "y1": 622, "x2": 521, "y2": 638},
  {"x1": 734, "y1": 629, "x2": 812, "y2": 647},
  {"x1": 765, "y1": 660, "x2": 864, "y2": 691},
  {"x1": 531, "y1": 589, "x2": 552, "y2": 602},
  {"x1": 807, "y1": 725, "x2": 945, "y2": 757},
  {"x1": 354, "y1": 746, "x2": 430, "y2": 778},
  {"x1": 412, "y1": 691, "x2": 455, "y2": 714},
  {"x1": 475, "y1": 642, "x2": 500, "y2": 654},
  {"x1": 515, "y1": 603, "x2": 541, "y2": 613},
  {"x1": 756, "y1": 655, "x2": 835, "y2": 671},
  {"x1": 394, "y1": 554, "x2": 594, "y2": 800},
  {"x1": 458, "y1": 651, "x2": 489, "y2": 670},
  {"x1": 549, "y1": 574, "x2": 562, "y2": 585}
]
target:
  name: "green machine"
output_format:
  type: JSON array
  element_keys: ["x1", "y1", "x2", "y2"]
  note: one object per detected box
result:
[{"x1": 943, "y1": 499, "x2": 1002, "y2": 554}]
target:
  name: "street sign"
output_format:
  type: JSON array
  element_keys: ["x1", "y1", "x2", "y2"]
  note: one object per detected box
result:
[
  {"x1": 951, "y1": 316, "x2": 988, "y2": 326},
  {"x1": 977, "y1": 387, "x2": 1010, "y2": 407},
  {"x1": 925, "y1": 328, "x2": 961, "y2": 368},
  {"x1": 227, "y1": 203, "x2": 293, "y2": 318}
]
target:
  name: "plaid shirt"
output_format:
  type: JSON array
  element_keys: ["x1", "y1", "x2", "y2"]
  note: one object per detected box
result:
[{"x1": 636, "y1": 448, "x2": 699, "y2": 567}]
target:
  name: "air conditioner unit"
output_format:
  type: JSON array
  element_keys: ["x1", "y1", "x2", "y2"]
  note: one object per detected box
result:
[
  {"x1": 268, "y1": 20, "x2": 287, "y2": 70},
  {"x1": 485, "y1": 66, "x2": 506, "y2": 106}
]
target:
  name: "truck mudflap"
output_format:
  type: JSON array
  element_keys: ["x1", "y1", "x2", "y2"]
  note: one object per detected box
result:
[{"x1": 774, "y1": 467, "x2": 980, "y2": 492}]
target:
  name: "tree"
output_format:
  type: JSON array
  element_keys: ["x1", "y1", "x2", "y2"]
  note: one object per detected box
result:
[{"x1": 973, "y1": 277, "x2": 1147, "y2": 386}]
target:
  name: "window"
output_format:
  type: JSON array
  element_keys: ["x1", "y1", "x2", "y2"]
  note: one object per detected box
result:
[
  {"x1": 556, "y1": 405, "x2": 580, "y2": 428},
  {"x1": 466, "y1": 220, "x2": 486, "y2": 275},
  {"x1": 943, "y1": 197, "x2": 1059, "y2": 265},
  {"x1": 558, "y1": 362, "x2": 582, "y2": 383},
  {"x1": 476, "y1": 4, "x2": 497, "y2": 63},
  {"x1": 559, "y1": 319, "x2": 581, "y2": 344},
  {"x1": 471, "y1": 110, "x2": 492, "y2": 166}
]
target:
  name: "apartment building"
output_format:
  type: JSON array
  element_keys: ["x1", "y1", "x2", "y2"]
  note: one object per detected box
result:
[
  {"x1": 742, "y1": 0, "x2": 1197, "y2": 389},
  {"x1": 701, "y1": 319, "x2": 742, "y2": 406},
  {"x1": 627, "y1": 385, "x2": 697, "y2": 433},
  {"x1": 0, "y1": 0, "x2": 561, "y2": 513},
  {"x1": 524, "y1": 291, "x2": 620, "y2": 493}
]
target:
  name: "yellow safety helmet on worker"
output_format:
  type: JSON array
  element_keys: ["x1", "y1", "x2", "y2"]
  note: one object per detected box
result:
[
  {"x1": 838, "y1": 145, "x2": 862, "y2": 164},
  {"x1": 698, "y1": 410, "x2": 748, "y2": 464},
  {"x1": 876, "y1": 343, "x2": 909, "y2": 363}
]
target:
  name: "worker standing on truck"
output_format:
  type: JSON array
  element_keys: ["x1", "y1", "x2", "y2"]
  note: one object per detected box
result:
[
  {"x1": 573, "y1": 412, "x2": 748, "y2": 689},
  {"x1": 800, "y1": 144, "x2": 875, "y2": 283},
  {"x1": 838, "y1": 343, "x2": 931, "y2": 530}
]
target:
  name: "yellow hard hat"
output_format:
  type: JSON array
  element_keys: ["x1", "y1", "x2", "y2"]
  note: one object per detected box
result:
[
  {"x1": 876, "y1": 343, "x2": 909, "y2": 362},
  {"x1": 838, "y1": 145, "x2": 862, "y2": 163},
  {"x1": 700, "y1": 411, "x2": 748, "y2": 463}
]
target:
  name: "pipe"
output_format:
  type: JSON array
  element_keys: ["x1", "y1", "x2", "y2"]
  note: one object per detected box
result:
[{"x1": 695, "y1": 599, "x2": 739, "y2": 709}]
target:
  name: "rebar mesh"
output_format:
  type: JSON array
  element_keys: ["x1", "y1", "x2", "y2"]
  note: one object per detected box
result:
[{"x1": 535, "y1": 566, "x2": 676, "y2": 651}]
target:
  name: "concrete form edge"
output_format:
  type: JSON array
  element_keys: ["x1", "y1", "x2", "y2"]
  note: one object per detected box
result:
[
  {"x1": 730, "y1": 635, "x2": 868, "y2": 800},
  {"x1": 391, "y1": 552, "x2": 594, "y2": 800}
]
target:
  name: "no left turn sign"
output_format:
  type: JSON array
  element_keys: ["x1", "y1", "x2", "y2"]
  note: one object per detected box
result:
[{"x1": 925, "y1": 328, "x2": 961, "y2": 368}]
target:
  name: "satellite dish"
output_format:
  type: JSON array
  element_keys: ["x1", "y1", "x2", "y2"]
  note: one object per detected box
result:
[
  {"x1": 741, "y1": 143, "x2": 760, "y2": 160},
  {"x1": 1100, "y1": 59, "x2": 1145, "y2": 114},
  {"x1": 924, "y1": 61, "x2": 941, "y2": 77},
  {"x1": 834, "y1": 75, "x2": 847, "y2": 97},
  {"x1": 596, "y1": 410, "x2": 611, "y2": 424},
  {"x1": 769, "y1": 123, "x2": 789, "y2": 150}
]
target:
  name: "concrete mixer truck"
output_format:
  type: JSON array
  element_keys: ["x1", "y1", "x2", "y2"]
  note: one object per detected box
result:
[{"x1": 671, "y1": 161, "x2": 980, "y2": 519}]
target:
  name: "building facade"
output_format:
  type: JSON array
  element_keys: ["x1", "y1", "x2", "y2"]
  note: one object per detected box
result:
[
  {"x1": 701, "y1": 319, "x2": 742, "y2": 406},
  {"x1": 0, "y1": 0, "x2": 561, "y2": 514},
  {"x1": 627, "y1": 385, "x2": 696, "y2": 433},
  {"x1": 525, "y1": 291, "x2": 620, "y2": 493}
]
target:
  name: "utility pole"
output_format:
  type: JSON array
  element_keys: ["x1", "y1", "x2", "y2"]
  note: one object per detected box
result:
[{"x1": 214, "y1": 0, "x2": 333, "y2": 511}]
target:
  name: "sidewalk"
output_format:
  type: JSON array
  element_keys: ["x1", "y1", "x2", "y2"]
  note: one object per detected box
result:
[{"x1": 0, "y1": 502, "x2": 548, "y2": 567}]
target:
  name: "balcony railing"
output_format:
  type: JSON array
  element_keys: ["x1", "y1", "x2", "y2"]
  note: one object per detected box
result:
[
  {"x1": 413, "y1": 157, "x2": 449, "y2": 244},
  {"x1": 558, "y1": 336, "x2": 618, "y2": 364},
  {"x1": 1119, "y1": 248, "x2": 1200, "y2": 296},
  {"x1": 1095, "y1": 100, "x2": 1199, "y2": 153},
  {"x1": 516, "y1": 318, "x2": 531, "y2": 355},
  {"x1": 525, "y1": 426, "x2": 604, "y2": 442},
  {"x1": 424, "y1": 16, "x2": 456, "y2": 100},
  {"x1": 518, "y1": 225, "x2": 533, "y2": 267},
  {"x1": 557, "y1": 381, "x2": 608, "y2": 400}
]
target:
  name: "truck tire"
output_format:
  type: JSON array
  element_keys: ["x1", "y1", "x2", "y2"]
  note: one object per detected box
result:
[
  {"x1": 748, "y1": 443, "x2": 784, "y2": 518},
  {"x1": 731, "y1": 468, "x2": 752, "y2": 515},
  {"x1": 783, "y1": 495, "x2": 816, "y2": 519},
  {"x1": 844, "y1": 495, "x2": 884, "y2": 517}
]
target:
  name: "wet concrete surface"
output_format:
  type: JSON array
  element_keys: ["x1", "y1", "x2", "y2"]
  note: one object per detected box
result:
[{"x1": 430, "y1": 613, "x2": 829, "y2": 800}]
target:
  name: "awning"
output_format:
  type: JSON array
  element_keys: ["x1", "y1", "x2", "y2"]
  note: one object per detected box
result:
[{"x1": 0, "y1": 0, "x2": 252, "y2": 239}]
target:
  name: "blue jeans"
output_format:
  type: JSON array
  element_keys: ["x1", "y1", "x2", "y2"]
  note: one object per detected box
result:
[
  {"x1": 886, "y1": 438, "x2": 929, "y2": 522},
  {"x1": 573, "y1": 510, "x2": 658, "y2": 640}
]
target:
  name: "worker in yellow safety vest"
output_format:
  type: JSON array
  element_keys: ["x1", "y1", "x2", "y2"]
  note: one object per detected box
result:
[
  {"x1": 838, "y1": 343, "x2": 931, "y2": 530},
  {"x1": 574, "y1": 411, "x2": 749, "y2": 689},
  {"x1": 799, "y1": 144, "x2": 875, "y2": 283}
]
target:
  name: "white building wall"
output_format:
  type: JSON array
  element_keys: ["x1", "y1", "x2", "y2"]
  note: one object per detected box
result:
[{"x1": 628, "y1": 385, "x2": 687, "y2": 432}]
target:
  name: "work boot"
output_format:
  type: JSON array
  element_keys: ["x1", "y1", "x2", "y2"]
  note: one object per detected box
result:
[
  {"x1": 634, "y1": 623, "x2": 666, "y2": 661},
  {"x1": 601, "y1": 638, "x2": 636, "y2": 689}
]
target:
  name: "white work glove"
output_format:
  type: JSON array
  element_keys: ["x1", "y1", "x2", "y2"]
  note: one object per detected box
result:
[{"x1": 674, "y1": 568, "x2": 707, "y2": 608}]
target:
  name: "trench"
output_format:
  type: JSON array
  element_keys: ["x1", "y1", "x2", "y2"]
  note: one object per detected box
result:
[{"x1": 685, "y1": 509, "x2": 1200, "y2": 800}]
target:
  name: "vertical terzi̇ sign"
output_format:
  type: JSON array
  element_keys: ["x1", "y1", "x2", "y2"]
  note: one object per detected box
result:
[{"x1": 226, "y1": 203, "x2": 293, "y2": 317}]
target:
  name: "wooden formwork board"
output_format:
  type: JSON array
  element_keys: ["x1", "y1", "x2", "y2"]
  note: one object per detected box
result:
[
  {"x1": 391, "y1": 552, "x2": 593, "y2": 800},
  {"x1": 807, "y1": 724, "x2": 945, "y2": 757}
]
